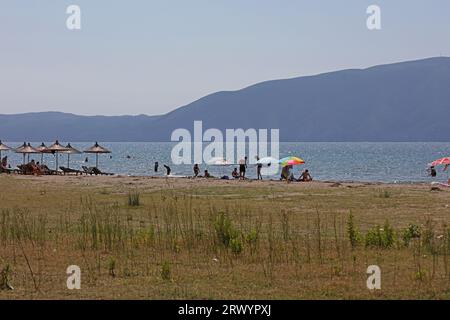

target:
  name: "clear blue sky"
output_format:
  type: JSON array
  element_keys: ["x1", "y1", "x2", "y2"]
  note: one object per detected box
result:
[{"x1": 0, "y1": 0, "x2": 449, "y2": 116}]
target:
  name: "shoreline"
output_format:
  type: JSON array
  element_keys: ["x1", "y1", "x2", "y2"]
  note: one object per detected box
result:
[{"x1": 1, "y1": 173, "x2": 440, "y2": 189}]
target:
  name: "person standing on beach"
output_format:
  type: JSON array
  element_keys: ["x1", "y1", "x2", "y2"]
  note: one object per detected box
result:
[
  {"x1": 154, "y1": 161, "x2": 159, "y2": 173},
  {"x1": 428, "y1": 166, "x2": 437, "y2": 177},
  {"x1": 256, "y1": 156, "x2": 263, "y2": 180},
  {"x1": 193, "y1": 164, "x2": 200, "y2": 177},
  {"x1": 163, "y1": 164, "x2": 171, "y2": 176},
  {"x1": 239, "y1": 158, "x2": 247, "y2": 180}
]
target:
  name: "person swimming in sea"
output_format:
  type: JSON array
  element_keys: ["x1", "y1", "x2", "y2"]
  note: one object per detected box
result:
[{"x1": 154, "y1": 161, "x2": 159, "y2": 172}]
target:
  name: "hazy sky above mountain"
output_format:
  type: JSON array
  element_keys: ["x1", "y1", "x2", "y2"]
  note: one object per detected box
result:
[{"x1": 0, "y1": 0, "x2": 449, "y2": 116}]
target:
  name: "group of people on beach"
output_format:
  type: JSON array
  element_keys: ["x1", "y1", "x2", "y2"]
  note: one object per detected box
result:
[
  {"x1": 280, "y1": 165, "x2": 313, "y2": 182},
  {"x1": 152, "y1": 157, "x2": 313, "y2": 182},
  {"x1": 0, "y1": 156, "x2": 53, "y2": 175}
]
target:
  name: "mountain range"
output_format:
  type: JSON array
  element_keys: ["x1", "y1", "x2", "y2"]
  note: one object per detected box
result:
[{"x1": 1, "y1": 57, "x2": 450, "y2": 142}]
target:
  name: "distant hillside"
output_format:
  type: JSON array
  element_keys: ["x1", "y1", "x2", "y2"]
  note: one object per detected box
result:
[
  {"x1": 0, "y1": 112, "x2": 161, "y2": 141},
  {"x1": 1, "y1": 57, "x2": 450, "y2": 141}
]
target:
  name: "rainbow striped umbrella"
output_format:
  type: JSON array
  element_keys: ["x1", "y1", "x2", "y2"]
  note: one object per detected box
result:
[
  {"x1": 430, "y1": 157, "x2": 450, "y2": 167},
  {"x1": 279, "y1": 156, "x2": 305, "y2": 167}
]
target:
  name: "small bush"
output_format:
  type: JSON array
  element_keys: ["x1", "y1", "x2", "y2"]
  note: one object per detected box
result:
[
  {"x1": 136, "y1": 226, "x2": 155, "y2": 246},
  {"x1": 161, "y1": 262, "x2": 171, "y2": 281},
  {"x1": 214, "y1": 212, "x2": 239, "y2": 248},
  {"x1": 128, "y1": 191, "x2": 140, "y2": 207},
  {"x1": 379, "y1": 190, "x2": 392, "y2": 198},
  {"x1": 365, "y1": 220, "x2": 395, "y2": 249},
  {"x1": 347, "y1": 212, "x2": 361, "y2": 249},
  {"x1": 0, "y1": 265, "x2": 13, "y2": 290},
  {"x1": 108, "y1": 258, "x2": 116, "y2": 277},
  {"x1": 402, "y1": 224, "x2": 421, "y2": 247},
  {"x1": 230, "y1": 238, "x2": 243, "y2": 254},
  {"x1": 245, "y1": 229, "x2": 259, "y2": 245},
  {"x1": 422, "y1": 218, "x2": 436, "y2": 254}
]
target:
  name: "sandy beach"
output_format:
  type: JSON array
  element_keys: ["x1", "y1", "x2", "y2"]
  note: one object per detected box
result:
[{"x1": 1, "y1": 174, "x2": 450, "y2": 299}]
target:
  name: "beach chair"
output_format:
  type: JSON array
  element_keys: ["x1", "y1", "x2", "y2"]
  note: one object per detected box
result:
[
  {"x1": 17, "y1": 164, "x2": 33, "y2": 175},
  {"x1": 60, "y1": 166, "x2": 83, "y2": 176},
  {"x1": 82, "y1": 166, "x2": 113, "y2": 176},
  {"x1": 82, "y1": 166, "x2": 95, "y2": 175},
  {"x1": 0, "y1": 166, "x2": 17, "y2": 174}
]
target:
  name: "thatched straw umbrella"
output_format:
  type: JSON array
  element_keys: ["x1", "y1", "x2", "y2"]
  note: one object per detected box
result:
[
  {"x1": 15, "y1": 142, "x2": 39, "y2": 164},
  {"x1": 61, "y1": 143, "x2": 81, "y2": 168},
  {"x1": 45, "y1": 140, "x2": 70, "y2": 171},
  {"x1": 84, "y1": 142, "x2": 111, "y2": 168},
  {"x1": 0, "y1": 140, "x2": 12, "y2": 161},
  {"x1": 35, "y1": 143, "x2": 48, "y2": 164}
]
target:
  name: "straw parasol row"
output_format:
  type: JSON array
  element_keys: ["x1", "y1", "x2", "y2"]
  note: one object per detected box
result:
[{"x1": 0, "y1": 141, "x2": 111, "y2": 171}]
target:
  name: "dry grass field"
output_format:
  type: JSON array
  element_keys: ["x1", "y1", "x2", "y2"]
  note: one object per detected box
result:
[{"x1": 1, "y1": 174, "x2": 450, "y2": 299}]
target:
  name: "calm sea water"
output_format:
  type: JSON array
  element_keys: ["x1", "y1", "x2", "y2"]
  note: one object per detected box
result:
[{"x1": 2, "y1": 142, "x2": 450, "y2": 183}]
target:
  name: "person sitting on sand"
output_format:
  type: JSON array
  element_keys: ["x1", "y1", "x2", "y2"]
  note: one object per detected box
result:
[
  {"x1": 204, "y1": 170, "x2": 213, "y2": 178},
  {"x1": 163, "y1": 164, "x2": 171, "y2": 176},
  {"x1": 1, "y1": 156, "x2": 7, "y2": 168},
  {"x1": 232, "y1": 168, "x2": 239, "y2": 179},
  {"x1": 193, "y1": 164, "x2": 200, "y2": 177},
  {"x1": 29, "y1": 160, "x2": 43, "y2": 176},
  {"x1": 0, "y1": 156, "x2": 8, "y2": 173},
  {"x1": 281, "y1": 166, "x2": 293, "y2": 181},
  {"x1": 298, "y1": 169, "x2": 313, "y2": 182}
]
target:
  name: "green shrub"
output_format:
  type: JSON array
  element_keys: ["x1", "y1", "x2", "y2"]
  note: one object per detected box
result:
[
  {"x1": 379, "y1": 190, "x2": 392, "y2": 198},
  {"x1": 0, "y1": 265, "x2": 13, "y2": 290},
  {"x1": 422, "y1": 218, "x2": 436, "y2": 254},
  {"x1": 347, "y1": 213, "x2": 361, "y2": 249},
  {"x1": 402, "y1": 224, "x2": 421, "y2": 247},
  {"x1": 214, "y1": 212, "x2": 239, "y2": 247},
  {"x1": 245, "y1": 229, "x2": 259, "y2": 245},
  {"x1": 108, "y1": 257, "x2": 116, "y2": 277},
  {"x1": 136, "y1": 226, "x2": 155, "y2": 246},
  {"x1": 161, "y1": 262, "x2": 171, "y2": 281},
  {"x1": 365, "y1": 220, "x2": 395, "y2": 249},
  {"x1": 230, "y1": 238, "x2": 243, "y2": 254},
  {"x1": 127, "y1": 191, "x2": 140, "y2": 207}
]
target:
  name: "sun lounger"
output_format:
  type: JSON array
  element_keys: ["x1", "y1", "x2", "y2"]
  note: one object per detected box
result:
[
  {"x1": 0, "y1": 166, "x2": 17, "y2": 174},
  {"x1": 17, "y1": 164, "x2": 33, "y2": 175},
  {"x1": 82, "y1": 166, "x2": 113, "y2": 176},
  {"x1": 60, "y1": 166, "x2": 83, "y2": 175},
  {"x1": 82, "y1": 166, "x2": 94, "y2": 175}
]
